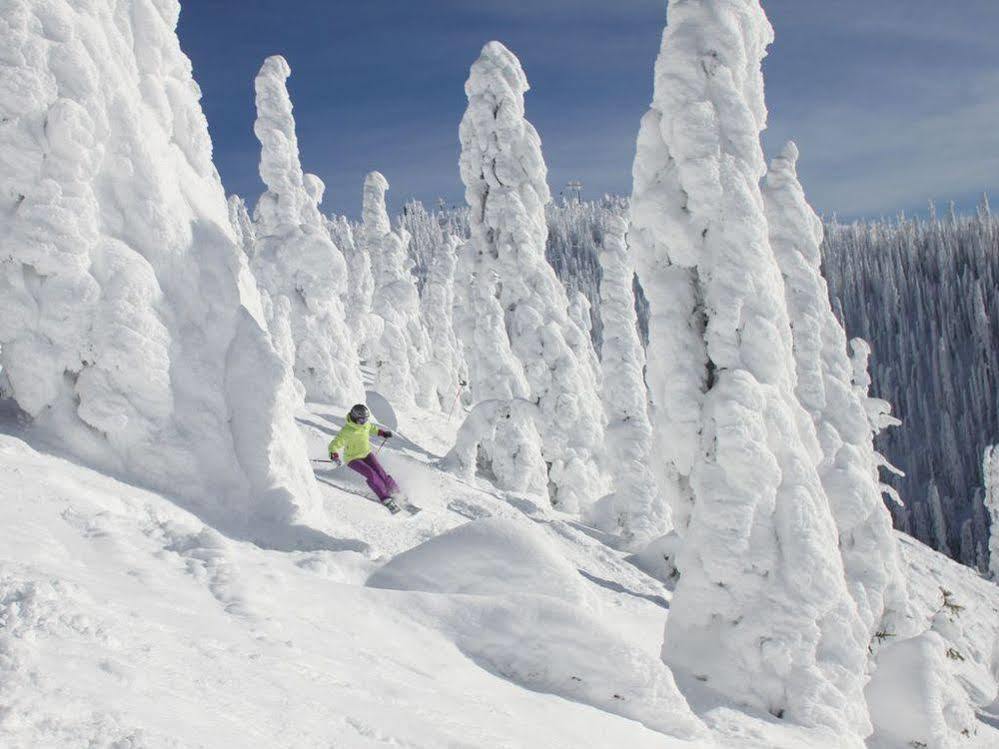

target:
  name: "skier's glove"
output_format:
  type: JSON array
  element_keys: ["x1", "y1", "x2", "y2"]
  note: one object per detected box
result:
[
  {"x1": 379, "y1": 429, "x2": 393, "y2": 439},
  {"x1": 330, "y1": 452, "x2": 342, "y2": 466}
]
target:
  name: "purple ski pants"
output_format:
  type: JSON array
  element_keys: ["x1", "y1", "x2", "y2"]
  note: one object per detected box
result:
[{"x1": 348, "y1": 452, "x2": 399, "y2": 501}]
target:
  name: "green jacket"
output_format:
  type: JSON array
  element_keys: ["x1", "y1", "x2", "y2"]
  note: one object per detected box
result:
[{"x1": 328, "y1": 419, "x2": 381, "y2": 463}]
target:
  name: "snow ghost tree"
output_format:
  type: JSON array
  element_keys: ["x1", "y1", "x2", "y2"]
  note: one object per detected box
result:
[
  {"x1": 567, "y1": 290, "x2": 602, "y2": 395},
  {"x1": 250, "y1": 55, "x2": 362, "y2": 405},
  {"x1": 458, "y1": 41, "x2": 605, "y2": 512},
  {"x1": 591, "y1": 215, "x2": 668, "y2": 547},
  {"x1": 629, "y1": 1, "x2": 870, "y2": 736},
  {"x1": 0, "y1": 0, "x2": 319, "y2": 534},
  {"x1": 421, "y1": 231, "x2": 469, "y2": 411},
  {"x1": 329, "y1": 213, "x2": 380, "y2": 361},
  {"x1": 763, "y1": 142, "x2": 911, "y2": 645},
  {"x1": 360, "y1": 172, "x2": 432, "y2": 408},
  {"x1": 228, "y1": 195, "x2": 256, "y2": 257},
  {"x1": 982, "y1": 445, "x2": 999, "y2": 579}
]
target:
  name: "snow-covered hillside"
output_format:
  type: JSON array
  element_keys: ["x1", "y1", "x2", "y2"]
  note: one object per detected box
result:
[
  {"x1": 4, "y1": 0, "x2": 999, "y2": 747},
  {"x1": 2, "y1": 397, "x2": 998, "y2": 748}
]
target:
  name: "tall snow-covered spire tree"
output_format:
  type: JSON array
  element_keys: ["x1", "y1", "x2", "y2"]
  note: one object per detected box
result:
[
  {"x1": 629, "y1": 1, "x2": 870, "y2": 736},
  {"x1": 593, "y1": 215, "x2": 668, "y2": 547},
  {"x1": 421, "y1": 231, "x2": 469, "y2": 411},
  {"x1": 0, "y1": 0, "x2": 321, "y2": 535},
  {"x1": 983, "y1": 446, "x2": 999, "y2": 579},
  {"x1": 228, "y1": 195, "x2": 256, "y2": 257},
  {"x1": 328, "y1": 213, "x2": 380, "y2": 362},
  {"x1": 458, "y1": 41, "x2": 605, "y2": 512},
  {"x1": 360, "y1": 172, "x2": 432, "y2": 408},
  {"x1": 250, "y1": 55, "x2": 363, "y2": 405},
  {"x1": 763, "y1": 142, "x2": 911, "y2": 645}
]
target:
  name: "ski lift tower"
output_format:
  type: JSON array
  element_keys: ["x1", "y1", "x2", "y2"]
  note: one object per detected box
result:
[{"x1": 566, "y1": 180, "x2": 583, "y2": 203}]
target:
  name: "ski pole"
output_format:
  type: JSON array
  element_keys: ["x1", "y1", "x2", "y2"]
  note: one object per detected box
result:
[
  {"x1": 447, "y1": 383, "x2": 464, "y2": 421},
  {"x1": 375, "y1": 437, "x2": 387, "y2": 456},
  {"x1": 311, "y1": 458, "x2": 338, "y2": 466}
]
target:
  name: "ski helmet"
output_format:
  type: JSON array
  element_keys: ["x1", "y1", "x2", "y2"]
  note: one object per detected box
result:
[{"x1": 348, "y1": 403, "x2": 370, "y2": 424}]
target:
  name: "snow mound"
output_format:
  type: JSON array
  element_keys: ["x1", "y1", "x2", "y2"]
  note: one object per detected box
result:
[
  {"x1": 367, "y1": 519, "x2": 706, "y2": 741},
  {"x1": 866, "y1": 631, "x2": 977, "y2": 748},
  {"x1": 367, "y1": 517, "x2": 588, "y2": 605}
]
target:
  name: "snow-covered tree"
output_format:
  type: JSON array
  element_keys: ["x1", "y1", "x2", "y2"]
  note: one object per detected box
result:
[
  {"x1": 629, "y1": 1, "x2": 869, "y2": 735},
  {"x1": 328, "y1": 213, "x2": 380, "y2": 361},
  {"x1": 983, "y1": 446, "x2": 999, "y2": 579},
  {"x1": 228, "y1": 195, "x2": 256, "y2": 256},
  {"x1": 824, "y1": 203, "x2": 999, "y2": 565},
  {"x1": 590, "y1": 215, "x2": 667, "y2": 547},
  {"x1": 763, "y1": 142, "x2": 911, "y2": 644},
  {"x1": 458, "y1": 41, "x2": 605, "y2": 512},
  {"x1": 361, "y1": 172, "x2": 432, "y2": 408},
  {"x1": 421, "y1": 231, "x2": 469, "y2": 411},
  {"x1": 567, "y1": 290, "x2": 602, "y2": 394},
  {"x1": 0, "y1": 0, "x2": 319, "y2": 533},
  {"x1": 250, "y1": 55, "x2": 362, "y2": 405}
]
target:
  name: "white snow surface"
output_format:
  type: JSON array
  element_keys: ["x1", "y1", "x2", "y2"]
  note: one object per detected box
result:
[
  {"x1": 0, "y1": 0, "x2": 320, "y2": 537},
  {"x1": 2, "y1": 396, "x2": 998, "y2": 749}
]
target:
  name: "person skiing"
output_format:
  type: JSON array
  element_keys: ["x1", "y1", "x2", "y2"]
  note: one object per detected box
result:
[{"x1": 328, "y1": 404, "x2": 401, "y2": 511}]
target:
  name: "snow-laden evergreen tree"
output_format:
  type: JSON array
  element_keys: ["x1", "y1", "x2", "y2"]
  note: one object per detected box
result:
[
  {"x1": 590, "y1": 215, "x2": 667, "y2": 547},
  {"x1": 250, "y1": 55, "x2": 362, "y2": 405},
  {"x1": 329, "y1": 212, "x2": 380, "y2": 361},
  {"x1": 926, "y1": 481, "x2": 952, "y2": 558},
  {"x1": 983, "y1": 446, "x2": 999, "y2": 579},
  {"x1": 567, "y1": 290, "x2": 602, "y2": 395},
  {"x1": 824, "y1": 203, "x2": 999, "y2": 565},
  {"x1": 421, "y1": 231, "x2": 469, "y2": 411},
  {"x1": 360, "y1": 172, "x2": 432, "y2": 408},
  {"x1": 228, "y1": 195, "x2": 256, "y2": 256},
  {"x1": 763, "y1": 142, "x2": 911, "y2": 645},
  {"x1": 629, "y1": 1, "x2": 870, "y2": 736},
  {"x1": 0, "y1": 0, "x2": 320, "y2": 533},
  {"x1": 458, "y1": 41, "x2": 605, "y2": 512}
]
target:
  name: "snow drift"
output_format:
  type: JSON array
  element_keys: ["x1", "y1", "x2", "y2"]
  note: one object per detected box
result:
[
  {"x1": 0, "y1": 0, "x2": 318, "y2": 533},
  {"x1": 367, "y1": 517, "x2": 708, "y2": 742}
]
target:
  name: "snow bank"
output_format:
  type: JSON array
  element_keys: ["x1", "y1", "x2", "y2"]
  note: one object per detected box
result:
[
  {"x1": 866, "y1": 631, "x2": 977, "y2": 748},
  {"x1": 367, "y1": 517, "x2": 588, "y2": 605},
  {"x1": 629, "y1": 0, "x2": 870, "y2": 737},
  {"x1": 0, "y1": 0, "x2": 318, "y2": 532},
  {"x1": 250, "y1": 55, "x2": 363, "y2": 405},
  {"x1": 457, "y1": 41, "x2": 606, "y2": 511},
  {"x1": 368, "y1": 517, "x2": 707, "y2": 741}
]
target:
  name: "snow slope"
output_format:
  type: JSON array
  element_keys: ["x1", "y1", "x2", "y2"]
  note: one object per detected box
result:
[{"x1": 3, "y1": 394, "x2": 998, "y2": 748}]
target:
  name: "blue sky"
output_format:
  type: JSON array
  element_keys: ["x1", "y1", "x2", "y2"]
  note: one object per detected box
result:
[{"x1": 177, "y1": 0, "x2": 999, "y2": 220}]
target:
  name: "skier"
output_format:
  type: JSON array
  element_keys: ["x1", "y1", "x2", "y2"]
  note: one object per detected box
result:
[{"x1": 328, "y1": 403, "x2": 402, "y2": 512}]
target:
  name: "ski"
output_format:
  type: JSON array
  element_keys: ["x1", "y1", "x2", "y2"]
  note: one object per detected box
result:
[{"x1": 314, "y1": 470, "x2": 421, "y2": 517}]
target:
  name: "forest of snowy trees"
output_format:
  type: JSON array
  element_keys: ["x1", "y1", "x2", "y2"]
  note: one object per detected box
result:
[
  {"x1": 381, "y1": 196, "x2": 999, "y2": 573},
  {"x1": 1, "y1": 0, "x2": 996, "y2": 744}
]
